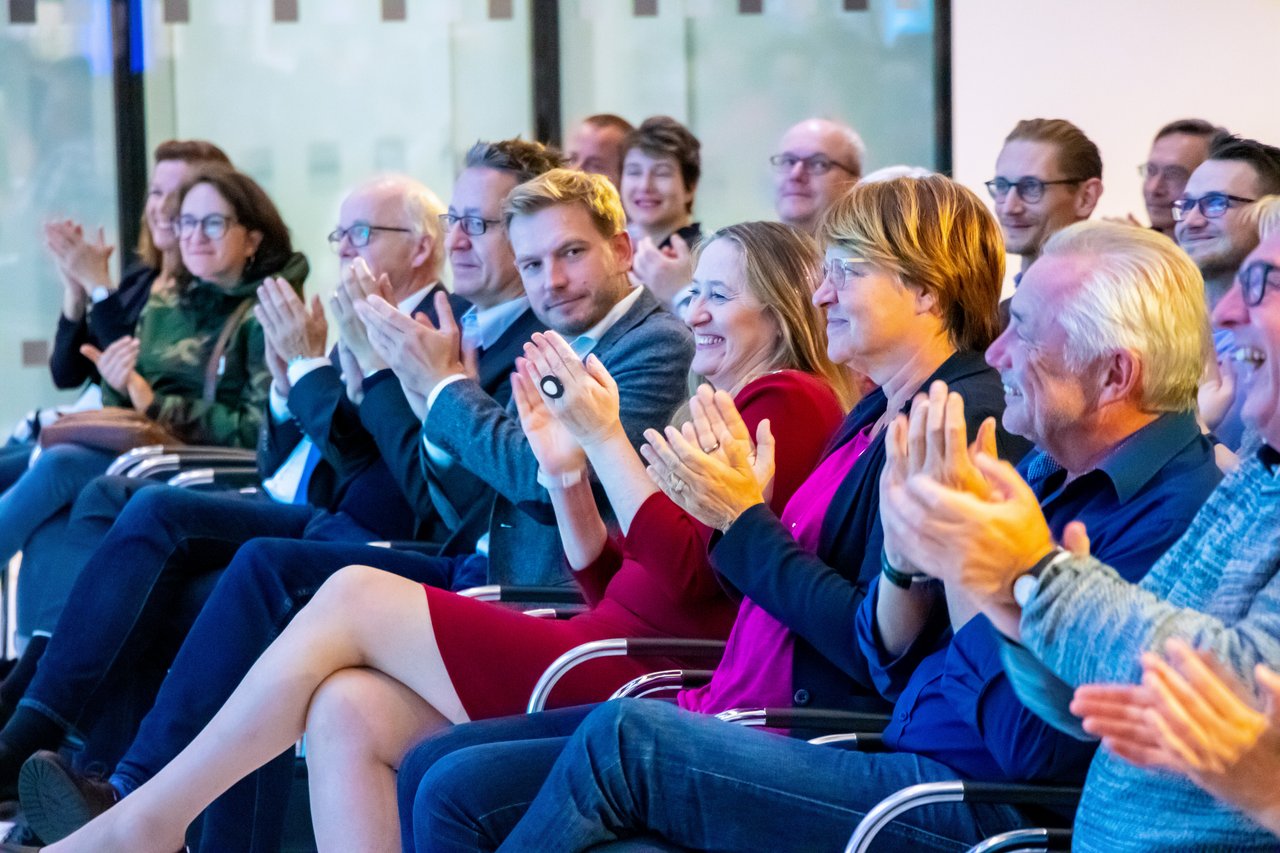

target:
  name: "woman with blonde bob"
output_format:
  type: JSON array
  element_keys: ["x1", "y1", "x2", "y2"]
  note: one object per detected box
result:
[
  {"x1": 47, "y1": 208, "x2": 852, "y2": 851},
  {"x1": 391, "y1": 175, "x2": 1034, "y2": 851}
]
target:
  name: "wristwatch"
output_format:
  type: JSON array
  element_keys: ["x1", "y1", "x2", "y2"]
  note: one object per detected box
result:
[
  {"x1": 537, "y1": 467, "x2": 586, "y2": 490},
  {"x1": 90, "y1": 285, "x2": 111, "y2": 304},
  {"x1": 1011, "y1": 547, "x2": 1072, "y2": 607},
  {"x1": 880, "y1": 549, "x2": 933, "y2": 590}
]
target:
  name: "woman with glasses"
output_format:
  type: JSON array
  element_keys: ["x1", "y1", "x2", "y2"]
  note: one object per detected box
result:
[{"x1": 0, "y1": 165, "x2": 307, "y2": 643}]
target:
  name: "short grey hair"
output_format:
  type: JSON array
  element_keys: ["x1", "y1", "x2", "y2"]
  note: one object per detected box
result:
[
  {"x1": 1042, "y1": 221, "x2": 1209, "y2": 413},
  {"x1": 352, "y1": 174, "x2": 447, "y2": 279}
]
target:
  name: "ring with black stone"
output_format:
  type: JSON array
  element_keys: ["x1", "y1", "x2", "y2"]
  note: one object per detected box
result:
[{"x1": 539, "y1": 375, "x2": 565, "y2": 399}]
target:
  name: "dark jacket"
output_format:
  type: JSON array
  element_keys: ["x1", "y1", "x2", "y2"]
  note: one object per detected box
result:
[{"x1": 710, "y1": 350, "x2": 1033, "y2": 712}]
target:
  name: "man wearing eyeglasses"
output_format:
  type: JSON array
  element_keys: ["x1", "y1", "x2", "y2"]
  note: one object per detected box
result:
[
  {"x1": 986, "y1": 119, "x2": 1103, "y2": 282},
  {"x1": 1175, "y1": 135, "x2": 1280, "y2": 451},
  {"x1": 1133, "y1": 119, "x2": 1220, "y2": 238},
  {"x1": 771, "y1": 118, "x2": 864, "y2": 235}
]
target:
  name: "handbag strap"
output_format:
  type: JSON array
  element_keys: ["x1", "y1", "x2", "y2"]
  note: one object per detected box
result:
[{"x1": 203, "y1": 298, "x2": 256, "y2": 403}]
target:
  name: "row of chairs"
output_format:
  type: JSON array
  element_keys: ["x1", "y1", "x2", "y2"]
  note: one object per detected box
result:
[{"x1": 106, "y1": 443, "x2": 1079, "y2": 852}]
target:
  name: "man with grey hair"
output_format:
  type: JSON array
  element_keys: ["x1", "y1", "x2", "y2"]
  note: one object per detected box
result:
[{"x1": 771, "y1": 117, "x2": 864, "y2": 235}]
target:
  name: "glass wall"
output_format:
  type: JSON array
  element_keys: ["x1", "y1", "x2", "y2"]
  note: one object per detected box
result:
[
  {"x1": 0, "y1": 2, "x2": 119, "y2": 426},
  {"x1": 140, "y1": 0, "x2": 534, "y2": 307},
  {"x1": 560, "y1": 0, "x2": 938, "y2": 231}
]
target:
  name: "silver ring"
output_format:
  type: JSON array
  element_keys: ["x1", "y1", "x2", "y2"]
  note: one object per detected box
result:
[
  {"x1": 669, "y1": 476, "x2": 686, "y2": 493},
  {"x1": 702, "y1": 441, "x2": 720, "y2": 454},
  {"x1": 539, "y1": 375, "x2": 565, "y2": 399}
]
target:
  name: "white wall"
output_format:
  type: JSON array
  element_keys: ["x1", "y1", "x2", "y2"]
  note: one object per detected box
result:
[{"x1": 952, "y1": 0, "x2": 1280, "y2": 278}]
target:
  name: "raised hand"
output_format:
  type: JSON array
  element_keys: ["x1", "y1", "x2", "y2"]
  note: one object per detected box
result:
[
  {"x1": 254, "y1": 276, "x2": 328, "y2": 362},
  {"x1": 81, "y1": 337, "x2": 155, "y2": 410},
  {"x1": 45, "y1": 220, "x2": 114, "y2": 292},
  {"x1": 640, "y1": 391, "x2": 772, "y2": 532},
  {"x1": 631, "y1": 233, "x2": 693, "y2": 309},
  {"x1": 355, "y1": 291, "x2": 465, "y2": 398},
  {"x1": 1198, "y1": 354, "x2": 1237, "y2": 433},
  {"x1": 336, "y1": 343, "x2": 365, "y2": 405},
  {"x1": 331, "y1": 257, "x2": 391, "y2": 373},
  {"x1": 263, "y1": 333, "x2": 290, "y2": 398},
  {"x1": 512, "y1": 358, "x2": 587, "y2": 478},
  {"x1": 520, "y1": 330, "x2": 622, "y2": 447}
]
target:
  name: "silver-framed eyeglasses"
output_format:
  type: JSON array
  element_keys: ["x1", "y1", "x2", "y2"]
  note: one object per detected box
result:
[
  {"x1": 823, "y1": 257, "x2": 869, "y2": 290},
  {"x1": 439, "y1": 213, "x2": 503, "y2": 236},
  {"x1": 173, "y1": 213, "x2": 237, "y2": 240},
  {"x1": 328, "y1": 224, "x2": 413, "y2": 250}
]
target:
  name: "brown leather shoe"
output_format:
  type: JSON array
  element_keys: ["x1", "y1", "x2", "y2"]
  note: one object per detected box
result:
[{"x1": 17, "y1": 751, "x2": 118, "y2": 843}]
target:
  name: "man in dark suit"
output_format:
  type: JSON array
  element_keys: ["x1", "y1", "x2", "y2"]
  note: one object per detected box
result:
[
  {"x1": 19, "y1": 152, "x2": 691, "y2": 849},
  {"x1": 0, "y1": 156, "x2": 550, "y2": 845}
]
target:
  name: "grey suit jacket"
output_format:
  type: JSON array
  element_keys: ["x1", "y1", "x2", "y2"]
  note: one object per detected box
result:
[{"x1": 423, "y1": 287, "x2": 693, "y2": 586}]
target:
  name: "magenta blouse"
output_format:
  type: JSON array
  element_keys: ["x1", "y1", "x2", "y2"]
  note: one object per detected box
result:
[{"x1": 677, "y1": 425, "x2": 876, "y2": 715}]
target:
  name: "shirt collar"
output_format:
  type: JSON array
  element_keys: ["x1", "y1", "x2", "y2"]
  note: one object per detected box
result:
[
  {"x1": 570, "y1": 285, "x2": 643, "y2": 357},
  {"x1": 460, "y1": 295, "x2": 530, "y2": 351},
  {"x1": 1023, "y1": 410, "x2": 1202, "y2": 504},
  {"x1": 397, "y1": 282, "x2": 438, "y2": 315}
]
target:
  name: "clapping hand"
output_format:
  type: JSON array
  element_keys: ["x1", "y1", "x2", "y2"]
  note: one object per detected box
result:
[
  {"x1": 519, "y1": 331, "x2": 621, "y2": 447},
  {"x1": 45, "y1": 219, "x2": 114, "y2": 293},
  {"x1": 355, "y1": 291, "x2": 467, "y2": 399},
  {"x1": 631, "y1": 233, "x2": 693, "y2": 308},
  {"x1": 255, "y1": 276, "x2": 328, "y2": 362},
  {"x1": 511, "y1": 357, "x2": 587, "y2": 479},
  {"x1": 331, "y1": 257, "x2": 392, "y2": 375},
  {"x1": 640, "y1": 385, "x2": 774, "y2": 531},
  {"x1": 81, "y1": 337, "x2": 154, "y2": 411},
  {"x1": 1072, "y1": 639, "x2": 1280, "y2": 836}
]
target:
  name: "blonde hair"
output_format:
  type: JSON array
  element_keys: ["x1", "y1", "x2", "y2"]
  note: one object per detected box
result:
[
  {"x1": 502, "y1": 168, "x2": 626, "y2": 238},
  {"x1": 1244, "y1": 195, "x2": 1280, "y2": 241},
  {"x1": 818, "y1": 175, "x2": 1004, "y2": 351},
  {"x1": 1042, "y1": 220, "x2": 1208, "y2": 413},
  {"x1": 695, "y1": 222, "x2": 853, "y2": 407}
]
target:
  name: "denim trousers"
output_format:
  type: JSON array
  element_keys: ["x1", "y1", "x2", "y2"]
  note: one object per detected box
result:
[
  {"x1": 106, "y1": 538, "x2": 487, "y2": 853},
  {"x1": 412, "y1": 699, "x2": 1034, "y2": 853}
]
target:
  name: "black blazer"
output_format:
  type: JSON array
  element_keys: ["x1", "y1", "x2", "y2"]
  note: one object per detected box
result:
[
  {"x1": 710, "y1": 350, "x2": 1032, "y2": 712},
  {"x1": 51, "y1": 262, "x2": 155, "y2": 389},
  {"x1": 258, "y1": 283, "x2": 462, "y2": 514}
]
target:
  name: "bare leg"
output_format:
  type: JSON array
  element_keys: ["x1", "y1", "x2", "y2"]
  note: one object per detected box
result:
[
  {"x1": 47, "y1": 565, "x2": 469, "y2": 853},
  {"x1": 306, "y1": 667, "x2": 449, "y2": 853}
]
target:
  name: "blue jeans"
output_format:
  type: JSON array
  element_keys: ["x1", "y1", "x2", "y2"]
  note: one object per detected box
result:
[
  {"x1": 416, "y1": 700, "x2": 1034, "y2": 853},
  {"x1": 0, "y1": 444, "x2": 116, "y2": 635},
  {"x1": 108, "y1": 540, "x2": 487, "y2": 853}
]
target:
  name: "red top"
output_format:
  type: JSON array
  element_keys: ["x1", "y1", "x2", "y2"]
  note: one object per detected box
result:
[{"x1": 568, "y1": 370, "x2": 845, "y2": 641}]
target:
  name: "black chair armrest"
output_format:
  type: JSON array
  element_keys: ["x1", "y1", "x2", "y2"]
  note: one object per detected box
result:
[
  {"x1": 610, "y1": 668, "x2": 716, "y2": 700},
  {"x1": 458, "y1": 585, "x2": 587, "y2": 606},
  {"x1": 527, "y1": 639, "x2": 727, "y2": 713},
  {"x1": 166, "y1": 467, "x2": 261, "y2": 489},
  {"x1": 716, "y1": 707, "x2": 892, "y2": 733}
]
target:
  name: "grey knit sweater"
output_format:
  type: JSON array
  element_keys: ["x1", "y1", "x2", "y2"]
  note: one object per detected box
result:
[{"x1": 1022, "y1": 448, "x2": 1280, "y2": 852}]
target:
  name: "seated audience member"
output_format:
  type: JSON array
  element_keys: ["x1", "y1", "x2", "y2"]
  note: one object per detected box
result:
[
  {"x1": 36, "y1": 168, "x2": 693, "y2": 853},
  {"x1": 877, "y1": 229, "x2": 1280, "y2": 851},
  {"x1": 0, "y1": 141, "x2": 231, "y2": 494},
  {"x1": 1179, "y1": 139, "x2": 1280, "y2": 453},
  {"x1": 1074, "y1": 640, "x2": 1280, "y2": 840},
  {"x1": 0, "y1": 166, "x2": 306, "y2": 631},
  {"x1": 564, "y1": 113, "x2": 633, "y2": 190},
  {"x1": 623, "y1": 116, "x2": 703, "y2": 308},
  {"x1": 395, "y1": 175, "x2": 1020, "y2": 849},
  {"x1": 403, "y1": 217, "x2": 1221, "y2": 852},
  {"x1": 771, "y1": 117, "x2": 864, "y2": 235},
  {"x1": 8, "y1": 143, "x2": 555, "y2": 848},
  {"x1": 861, "y1": 164, "x2": 932, "y2": 183},
  {"x1": 1131, "y1": 118, "x2": 1220, "y2": 237},
  {"x1": 988, "y1": 118, "x2": 1103, "y2": 285}
]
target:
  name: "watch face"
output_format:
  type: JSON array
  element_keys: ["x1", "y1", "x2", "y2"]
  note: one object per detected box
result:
[{"x1": 1013, "y1": 573, "x2": 1040, "y2": 608}]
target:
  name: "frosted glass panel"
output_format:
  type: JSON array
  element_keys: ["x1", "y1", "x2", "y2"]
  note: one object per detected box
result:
[
  {"x1": 0, "y1": 2, "x2": 120, "y2": 425},
  {"x1": 562, "y1": 0, "x2": 937, "y2": 232}
]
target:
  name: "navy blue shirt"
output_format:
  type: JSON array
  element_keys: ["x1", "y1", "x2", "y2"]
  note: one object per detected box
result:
[{"x1": 855, "y1": 410, "x2": 1222, "y2": 783}]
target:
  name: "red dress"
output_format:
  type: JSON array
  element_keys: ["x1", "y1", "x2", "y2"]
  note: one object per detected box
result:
[{"x1": 427, "y1": 370, "x2": 845, "y2": 720}]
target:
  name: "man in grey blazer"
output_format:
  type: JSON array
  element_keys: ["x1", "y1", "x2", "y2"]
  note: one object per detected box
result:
[{"x1": 359, "y1": 165, "x2": 693, "y2": 587}]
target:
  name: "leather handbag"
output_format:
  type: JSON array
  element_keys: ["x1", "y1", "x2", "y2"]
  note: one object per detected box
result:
[{"x1": 38, "y1": 298, "x2": 255, "y2": 454}]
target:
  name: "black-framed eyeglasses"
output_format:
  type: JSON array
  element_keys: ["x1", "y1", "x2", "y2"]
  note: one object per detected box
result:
[
  {"x1": 1238, "y1": 260, "x2": 1280, "y2": 307},
  {"x1": 173, "y1": 213, "x2": 237, "y2": 240},
  {"x1": 822, "y1": 257, "x2": 868, "y2": 290},
  {"x1": 984, "y1": 177, "x2": 1083, "y2": 204},
  {"x1": 770, "y1": 154, "x2": 858, "y2": 176},
  {"x1": 327, "y1": 224, "x2": 413, "y2": 250},
  {"x1": 1171, "y1": 192, "x2": 1257, "y2": 222},
  {"x1": 439, "y1": 213, "x2": 502, "y2": 237}
]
